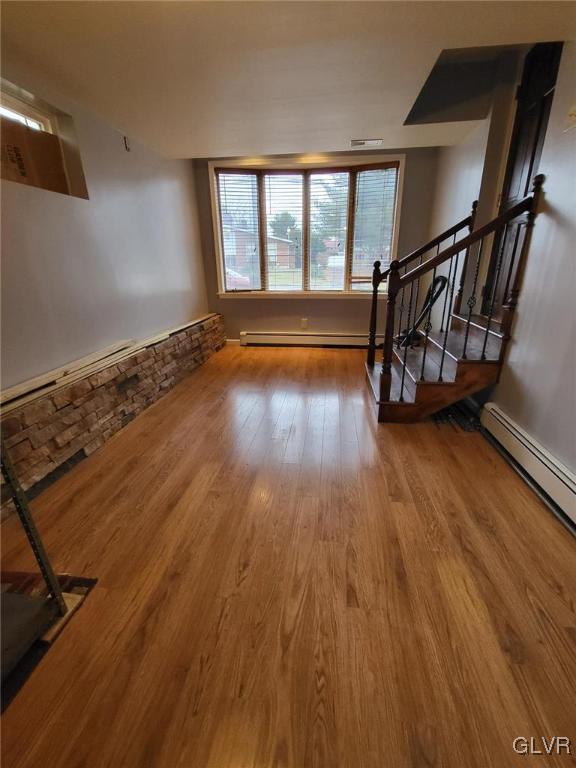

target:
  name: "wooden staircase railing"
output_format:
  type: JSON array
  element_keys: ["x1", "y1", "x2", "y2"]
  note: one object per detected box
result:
[
  {"x1": 367, "y1": 203, "x2": 477, "y2": 367},
  {"x1": 368, "y1": 174, "x2": 544, "y2": 407}
]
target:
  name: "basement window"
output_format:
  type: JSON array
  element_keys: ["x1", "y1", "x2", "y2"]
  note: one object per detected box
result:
[
  {"x1": 212, "y1": 158, "x2": 402, "y2": 296},
  {"x1": 0, "y1": 82, "x2": 88, "y2": 199},
  {"x1": 0, "y1": 94, "x2": 54, "y2": 133}
]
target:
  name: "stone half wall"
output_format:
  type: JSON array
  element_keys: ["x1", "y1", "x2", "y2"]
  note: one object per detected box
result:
[{"x1": 1, "y1": 314, "x2": 225, "y2": 512}]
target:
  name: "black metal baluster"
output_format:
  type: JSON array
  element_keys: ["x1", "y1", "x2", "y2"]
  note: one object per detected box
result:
[
  {"x1": 439, "y1": 233, "x2": 457, "y2": 332},
  {"x1": 481, "y1": 224, "x2": 508, "y2": 360},
  {"x1": 412, "y1": 254, "x2": 423, "y2": 328},
  {"x1": 437, "y1": 252, "x2": 459, "y2": 382},
  {"x1": 396, "y1": 266, "x2": 407, "y2": 348},
  {"x1": 500, "y1": 223, "x2": 522, "y2": 317},
  {"x1": 399, "y1": 279, "x2": 415, "y2": 402},
  {"x1": 419, "y1": 250, "x2": 439, "y2": 381},
  {"x1": 462, "y1": 237, "x2": 485, "y2": 360}
]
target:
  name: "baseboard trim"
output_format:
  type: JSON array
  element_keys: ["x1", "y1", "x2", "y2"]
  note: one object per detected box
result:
[
  {"x1": 481, "y1": 403, "x2": 576, "y2": 523},
  {"x1": 240, "y1": 331, "x2": 383, "y2": 348}
]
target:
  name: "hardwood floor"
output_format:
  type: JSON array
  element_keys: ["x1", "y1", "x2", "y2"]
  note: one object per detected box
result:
[{"x1": 2, "y1": 345, "x2": 575, "y2": 768}]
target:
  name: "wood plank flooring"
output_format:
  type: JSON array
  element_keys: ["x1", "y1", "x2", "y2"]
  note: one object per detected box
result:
[{"x1": 2, "y1": 345, "x2": 575, "y2": 768}]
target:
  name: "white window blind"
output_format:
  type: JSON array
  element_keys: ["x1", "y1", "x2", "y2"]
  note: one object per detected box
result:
[
  {"x1": 218, "y1": 172, "x2": 261, "y2": 291},
  {"x1": 309, "y1": 172, "x2": 349, "y2": 291},
  {"x1": 352, "y1": 167, "x2": 398, "y2": 290},
  {"x1": 264, "y1": 174, "x2": 304, "y2": 291}
]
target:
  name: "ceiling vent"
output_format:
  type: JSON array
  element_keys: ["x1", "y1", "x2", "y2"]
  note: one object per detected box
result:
[{"x1": 350, "y1": 138, "x2": 383, "y2": 148}]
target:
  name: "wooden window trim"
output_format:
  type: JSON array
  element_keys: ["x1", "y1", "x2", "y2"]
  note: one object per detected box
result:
[
  {"x1": 344, "y1": 169, "x2": 357, "y2": 291},
  {"x1": 256, "y1": 172, "x2": 267, "y2": 292},
  {"x1": 302, "y1": 172, "x2": 310, "y2": 291}
]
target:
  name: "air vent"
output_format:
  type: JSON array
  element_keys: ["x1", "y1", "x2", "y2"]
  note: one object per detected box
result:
[{"x1": 350, "y1": 138, "x2": 384, "y2": 148}]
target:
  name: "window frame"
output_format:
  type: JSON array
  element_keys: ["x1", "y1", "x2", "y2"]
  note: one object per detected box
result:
[
  {"x1": 209, "y1": 154, "x2": 404, "y2": 298},
  {"x1": 0, "y1": 92, "x2": 55, "y2": 133}
]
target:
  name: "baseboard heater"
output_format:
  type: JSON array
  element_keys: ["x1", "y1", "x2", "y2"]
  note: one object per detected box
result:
[
  {"x1": 481, "y1": 403, "x2": 576, "y2": 524},
  {"x1": 239, "y1": 331, "x2": 383, "y2": 348}
]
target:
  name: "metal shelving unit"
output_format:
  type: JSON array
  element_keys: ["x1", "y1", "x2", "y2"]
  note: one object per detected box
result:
[{"x1": 1, "y1": 443, "x2": 67, "y2": 680}]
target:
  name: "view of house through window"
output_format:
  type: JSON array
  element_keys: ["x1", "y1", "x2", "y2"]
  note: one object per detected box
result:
[
  {"x1": 214, "y1": 162, "x2": 400, "y2": 293},
  {"x1": 265, "y1": 173, "x2": 303, "y2": 291},
  {"x1": 309, "y1": 171, "x2": 349, "y2": 291}
]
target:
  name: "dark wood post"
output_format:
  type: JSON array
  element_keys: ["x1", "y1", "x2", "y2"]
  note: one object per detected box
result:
[
  {"x1": 379, "y1": 261, "x2": 400, "y2": 402},
  {"x1": 453, "y1": 199, "x2": 478, "y2": 315},
  {"x1": 500, "y1": 174, "x2": 544, "y2": 341},
  {"x1": 367, "y1": 260, "x2": 382, "y2": 367}
]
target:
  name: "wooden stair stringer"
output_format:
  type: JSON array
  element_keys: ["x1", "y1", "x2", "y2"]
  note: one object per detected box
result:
[{"x1": 376, "y1": 359, "x2": 500, "y2": 422}]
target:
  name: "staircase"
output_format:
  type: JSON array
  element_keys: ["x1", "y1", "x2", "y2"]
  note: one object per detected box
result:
[{"x1": 365, "y1": 175, "x2": 544, "y2": 422}]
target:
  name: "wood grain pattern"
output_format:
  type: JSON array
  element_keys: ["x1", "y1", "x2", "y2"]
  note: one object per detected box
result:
[{"x1": 2, "y1": 345, "x2": 575, "y2": 768}]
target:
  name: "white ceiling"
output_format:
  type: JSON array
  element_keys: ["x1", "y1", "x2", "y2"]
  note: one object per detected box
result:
[{"x1": 2, "y1": 1, "x2": 575, "y2": 159}]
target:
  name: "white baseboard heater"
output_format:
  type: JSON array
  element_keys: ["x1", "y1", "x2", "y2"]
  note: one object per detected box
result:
[
  {"x1": 481, "y1": 403, "x2": 576, "y2": 523},
  {"x1": 240, "y1": 331, "x2": 383, "y2": 347}
]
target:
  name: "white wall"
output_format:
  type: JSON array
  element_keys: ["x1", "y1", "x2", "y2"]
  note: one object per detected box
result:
[
  {"x1": 492, "y1": 43, "x2": 576, "y2": 472},
  {"x1": 425, "y1": 119, "x2": 489, "y2": 326},
  {"x1": 1, "y1": 62, "x2": 208, "y2": 389},
  {"x1": 429, "y1": 121, "x2": 489, "y2": 236}
]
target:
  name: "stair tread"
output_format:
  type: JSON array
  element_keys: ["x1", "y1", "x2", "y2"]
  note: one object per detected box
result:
[
  {"x1": 453, "y1": 312, "x2": 504, "y2": 337},
  {"x1": 391, "y1": 358, "x2": 416, "y2": 402},
  {"x1": 365, "y1": 361, "x2": 416, "y2": 404},
  {"x1": 393, "y1": 343, "x2": 457, "y2": 384},
  {"x1": 428, "y1": 325, "x2": 501, "y2": 361}
]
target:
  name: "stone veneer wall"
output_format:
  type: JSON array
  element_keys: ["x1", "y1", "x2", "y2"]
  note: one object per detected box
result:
[{"x1": 1, "y1": 315, "x2": 225, "y2": 510}]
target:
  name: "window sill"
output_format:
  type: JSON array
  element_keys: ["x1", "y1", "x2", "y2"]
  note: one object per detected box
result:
[{"x1": 217, "y1": 290, "x2": 387, "y2": 300}]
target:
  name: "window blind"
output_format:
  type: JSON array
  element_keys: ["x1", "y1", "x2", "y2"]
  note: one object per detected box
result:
[
  {"x1": 352, "y1": 167, "x2": 398, "y2": 290},
  {"x1": 264, "y1": 173, "x2": 304, "y2": 292},
  {"x1": 217, "y1": 172, "x2": 261, "y2": 290},
  {"x1": 308, "y1": 172, "x2": 349, "y2": 291}
]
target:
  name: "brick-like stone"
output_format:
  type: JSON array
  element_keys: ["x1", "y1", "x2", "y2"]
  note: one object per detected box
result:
[
  {"x1": 7, "y1": 438, "x2": 33, "y2": 463},
  {"x1": 3, "y1": 424, "x2": 38, "y2": 448},
  {"x1": 49, "y1": 434, "x2": 90, "y2": 466},
  {"x1": 53, "y1": 421, "x2": 85, "y2": 448},
  {"x1": 30, "y1": 423, "x2": 63, "y2": 449},
  {"x1": 69, "y1": 380, "x2": 93, "y2": 401},
  {"x1": 84, "y1": 412, "x2": 99, "y2": 428},
  {"x1": 52, "y1": 388, "x2": 73, "y2": 410},
  {"x1": 136, "y1": 350, "x2": 154, "y2": 364},
  {"x1": 1, "y1": 415, "x2": 22, "y2": 439},
  {"x1": 117, "y1": 355, "x2": 139, "y2": 373},
  {"x1": 22, "y1": 399, "x2": 56, "y2": 428},
  {"x1": 84, "y1": 435, "x2": 105, "y2": 456},
  {"x1": 14, "y1": 445, "x2": 50, "y2": 474},
  {"x1": 88, "y1": 366, "x2": 120, "y2": 389},
  {"x1": 56, "y1": 405, "x2": 84, "y2": 427}
]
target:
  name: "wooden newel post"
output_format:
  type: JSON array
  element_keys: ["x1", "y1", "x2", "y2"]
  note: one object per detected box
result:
[
  {"x1": 454, "y1": 199, "x2": 478, "y2": 315},
  {"x1": 367, "y1": 260, "x2": 382, "y2": 367},
  {"x1": 379, "y1": 260, "x2": 400, "y2": 402},
  {"x1": 501, "y1": 174, "x2": 545, "y2": 340}
]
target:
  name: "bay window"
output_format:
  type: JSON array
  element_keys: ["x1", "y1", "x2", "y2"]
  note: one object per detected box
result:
[{"x1": 214, "y1": 161, "x2": 400, "y2": 294}]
